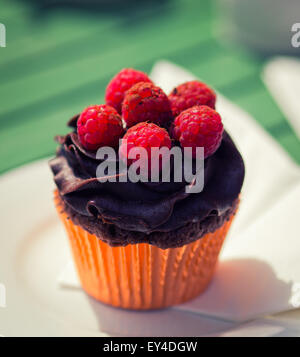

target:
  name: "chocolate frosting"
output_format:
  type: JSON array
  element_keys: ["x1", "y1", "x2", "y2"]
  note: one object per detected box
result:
[{"x1": 50, "y1": 115, "x2": 244, "y2": 246}]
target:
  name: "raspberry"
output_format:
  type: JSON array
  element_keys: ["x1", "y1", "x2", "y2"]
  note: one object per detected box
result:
[
  {"x1": 119, "y1": 122, "x2": 171, "y2": 173},
  {"x1": 169, "y1": 81, "x2": 216, "y2": 117},
  {"x1": 172, "y1": 106, "x2": 223, "y2": 159},
  {"x1": 122, "y1": 82, "x2": 172, "y2": 128},
  {"x1": 105, "y1": 68, "x2": 152, "y2": 114},
  {"x1": 77, "y1": 105, "x2": 124, "y2": 151}
]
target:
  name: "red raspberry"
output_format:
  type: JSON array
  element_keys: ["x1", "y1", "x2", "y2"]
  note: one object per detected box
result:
[
  {"x1": 77, "y1": 105, "x2": 124, "y2": 151},
  {"x1": 169, "y1": 81, "x2": 216, "y2": 117},
  {"x1": 122, "y1": 82, "x2": 172, "y2": 128},
  {"x1": 105, "y1": 68, "x2": 152, "y2": 114},
  {"x1": 172, "y1": 106, "x2": 223, "y2": 159},
  {"x1": 119, "y1": 122, "x2": 171, "y2": 173}
]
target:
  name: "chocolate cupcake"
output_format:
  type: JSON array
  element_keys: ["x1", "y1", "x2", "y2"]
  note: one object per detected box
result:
[{"x1": 50, "y1": 69, "x2": 244, "y2": 309}]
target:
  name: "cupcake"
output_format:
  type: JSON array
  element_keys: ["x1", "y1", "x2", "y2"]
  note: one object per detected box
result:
[{"x1": 50, "y1": 68, "x2": 244, "y2": 310}]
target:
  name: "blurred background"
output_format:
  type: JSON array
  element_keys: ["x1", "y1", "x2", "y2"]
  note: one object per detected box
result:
[{"x1": 0, "y1": 0, "x2": 299, "y2": 174}]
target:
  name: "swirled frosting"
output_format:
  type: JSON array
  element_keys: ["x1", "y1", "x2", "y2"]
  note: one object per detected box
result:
[{"x1": 50, "y1": 115, "x2": 244, "y2": 247}]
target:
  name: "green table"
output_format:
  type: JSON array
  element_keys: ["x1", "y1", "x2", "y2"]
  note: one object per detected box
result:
[{"x1": 0, "y1": 0, "x2": 299, "y2": 174}]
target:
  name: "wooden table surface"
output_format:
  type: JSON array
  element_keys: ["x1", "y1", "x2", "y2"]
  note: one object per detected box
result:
[{"x1": 1, "y1": 0, "x2": 299, "y2": 174}]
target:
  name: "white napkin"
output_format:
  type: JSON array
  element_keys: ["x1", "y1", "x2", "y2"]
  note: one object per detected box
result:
[
  {"x1": 58, "y1": 61, "x2": 300, "y2": 322},
  {"x1": 263, "y1": 57, "x2": 300, "y2": 139}
]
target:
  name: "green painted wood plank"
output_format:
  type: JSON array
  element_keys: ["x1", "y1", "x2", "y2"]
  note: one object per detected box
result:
[
  {"x1": 1, "y1": 0, "x2": 28, "y2": 18},
  {"x1": 190, "y1": 52, "x2": 259, "y2": 89},
  {"x1": 0, "y1": 107, "x2": 70, "y2": 174},
  {"x1": 1, "y1": 13, "x2": 121, "y2": 64},
  {"x1": 277, "y1": 132, "x2": 300, "y2": 164},
  {"x1": 0, "y1": 4, "x2": 189, "y2": 83},
  {"x1": 1, "y1": 0, "x2": 167, "y2": 44},
  {"x1": 0, "y1": 4, "x2": 170, "y2": 65},
  {"x1": 0, "y1": 0, "x2": 205, "y2": 64},
  {"x1": 0, "y1": 18, "x2": 212, "y2": 119}
]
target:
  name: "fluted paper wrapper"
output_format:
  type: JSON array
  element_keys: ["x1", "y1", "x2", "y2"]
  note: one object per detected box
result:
[{"x1": 55, "y1": 194, "x2": 235, "y2": 309}]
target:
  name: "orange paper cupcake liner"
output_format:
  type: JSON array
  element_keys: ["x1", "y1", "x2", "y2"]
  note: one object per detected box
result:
[{"x1": 55, "y1": 193, "x2": 235, "y2": 310}]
